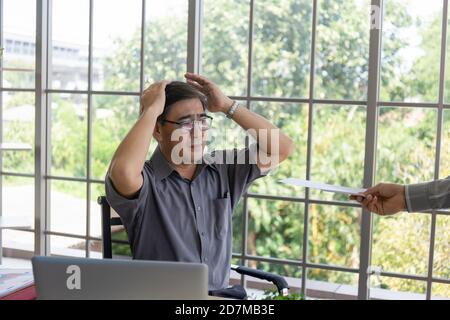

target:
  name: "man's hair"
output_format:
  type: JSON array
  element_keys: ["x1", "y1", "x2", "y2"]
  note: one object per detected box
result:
[{"x1": 140, "y1": 81, "x2": 208, "y2": 121}]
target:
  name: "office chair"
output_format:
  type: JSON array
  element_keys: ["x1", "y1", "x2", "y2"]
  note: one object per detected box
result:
[{"x1": 98, "y1": 196, "x2": 290, "y2": 300}]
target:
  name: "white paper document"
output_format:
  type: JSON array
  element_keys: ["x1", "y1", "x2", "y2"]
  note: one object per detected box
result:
[{"x1": 280, "y1": 178, "x2": 367, "y2": 198}]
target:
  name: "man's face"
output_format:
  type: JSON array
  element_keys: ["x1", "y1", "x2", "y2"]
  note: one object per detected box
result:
[{"x1": 155, "y1": 98, "x2": 209, "y2": 164}]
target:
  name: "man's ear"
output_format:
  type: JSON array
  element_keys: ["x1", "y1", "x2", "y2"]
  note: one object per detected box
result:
[{"x1": 153, "y1": 122, "x2": 163, "y2": 143}]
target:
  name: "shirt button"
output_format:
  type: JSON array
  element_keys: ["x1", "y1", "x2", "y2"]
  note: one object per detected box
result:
[
  {"x1": 204, "y1": 257, "x2": 208, "y2": 262},
  {"x1": 197, "y1": 206, "x2": 201, "y2": 211}
]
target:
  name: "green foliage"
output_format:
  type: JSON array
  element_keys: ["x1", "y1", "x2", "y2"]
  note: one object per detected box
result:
[
  {"x1": 4, "y1": 0, "x2": 449, "y2": 297},
  {"x1": 111, "y1": 229, "x2": 133, "y2": 257},
  {"x1": 260, "y1": 289, "x2": 305, "y2": 300}
]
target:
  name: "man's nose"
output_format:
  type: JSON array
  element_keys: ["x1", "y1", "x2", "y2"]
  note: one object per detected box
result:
[{"x1": 192, "y1": 122, "x2": 203, "y2": 138}]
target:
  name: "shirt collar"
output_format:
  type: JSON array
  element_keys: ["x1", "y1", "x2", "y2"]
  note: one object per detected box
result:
[{"x1": 149, "y1": 146, "x2": 217, "y2": 181}]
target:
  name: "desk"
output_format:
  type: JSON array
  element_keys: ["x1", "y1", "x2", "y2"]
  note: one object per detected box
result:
[
  {"x1": 0, "y1": 216, "x2": 32, "y2": 265},
  {"x1": 0, "y1": 286, "x2": 233, "y2": 300},
  {"x1": 0, "y1": 282, "x2": 228, "y2": 300},
  {"x1": 0, "y1": 268, "x2": 34, "y2": 300},
  {"x1": 0, "y1": 284, "x2": 36, "y2": 300}
]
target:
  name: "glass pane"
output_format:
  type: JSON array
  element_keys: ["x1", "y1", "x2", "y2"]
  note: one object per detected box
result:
[
  {"x1": 50, "y1": 180, "x2": 87, "y2": 236},
  {"x1": 1, "y1": 230, "x2": 34, "y2": 257},
  {"x1": 376, "y1": 107, "x2": 437, "y2": 185},
  {"x1": 88, "y1": 240, "x2": 103, "y2": 259},
  {"x1": 111, "y1": 229, "x2": 132, "y2": 258},
  {"x1": 92, "y1": 0, "x2": 142, "y2": 91},
  {"x1": 372, "y1": 212, "x2": 430, "y2": 276},
  {"x1": 249, "y1": 260, "x2": 301, "y2": 279},
  {"x1": 92, "y1": 95, "x2": 140, "y2": 180},
  {"x1": 252, "y1": 0, "x2": 312, "y2": 98},
  {"x1": 2, "y1": 176, "x2": 34, "y2": 224},
  {"x1": 306, "y1": 269, "x2": 358, "y2": 299},
  {"x1": 112, "y1": 244, "x2": 132, "y2": 259},
  {"x1": 446, "y1": 13, "x2": 450, "y2": 103},
  {"x1": 440, "y1": 110, "x2": 450, "y2": 180},
  {"x1": 202, "y1": 0, "x2": 249, "y2": 96},
  {"x1": 433, "y1": 215, "x2": 450, "y2": 278},
  {"x1": 247, "y1": 198, "x2": 304, "y2": 260},
  {"x1": 1, "y1": 176, "x2": 34, "y2": 255},
  {"x1": 370, "y1": 276, "x2": 426, "y2": 300},
  {"x1": 231, "y1": 257, "x2": 241, "y2": 266},
  {"x1": 50, "y1": 0, "x2": 89, "y2": 90},
  {"x1": 3, "y1": 0, "x2": 36, "y2": 88},
  {"x1": 311, "y1": 105, "x2": 366, "y2": 201},
  {"x1": 431, "y1": 283, "x2": 450, "y2": 300},
  {"x1": 90, "y1": 183, "x2": 104, "y2": 239},
  {"x1": 380, "y1": 0, "x2": 442, "y2": 102},
  {"x1": 50, "y1": 94, "x2": 87, "y2": 178},
  {"x1": 315, "y1": 0, "x2": 370, "y2": 100},
  {"x1": 307, "y1": 204, "x2": 360, "y2": 268},
  {"x1": 2, "y1": 91, "x2": 35, "y2": 174},
  {"x1": 144, "y1": 0, "x2": 188, "y2": 83},
  {"x1": 249, "y1": 102, "x2": 308, "y2": 197},
  {"x1": 50, "y1": 235, "x2": 86, "y2": 258}
]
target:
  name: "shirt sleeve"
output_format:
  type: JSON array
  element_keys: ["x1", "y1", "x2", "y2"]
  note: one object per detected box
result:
[
  {"x1": 222, "y1": 143, "x2": 270, "y2": 209},
  {"x1": 405, "y1": 175, "x2": 450, "y2": 212},
  {"x1": 104, "y1": 167, "x2": 151, "y2": 229}
]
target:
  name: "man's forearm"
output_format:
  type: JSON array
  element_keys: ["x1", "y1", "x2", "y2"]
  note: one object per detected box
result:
[
  {"x1": 229, "y1": 104, "x2": 294, "y2": 157},
  {"x1": 405, "y1": 176, "x2": 450, "y2": 212},
  {"x1": 109, "y1": 107, "x2": 159, "y2": 182}
]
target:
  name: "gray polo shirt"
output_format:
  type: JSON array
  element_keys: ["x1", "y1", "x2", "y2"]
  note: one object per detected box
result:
[{"x1": 105, "y1": 144, "x2": 268, "y2": 290}]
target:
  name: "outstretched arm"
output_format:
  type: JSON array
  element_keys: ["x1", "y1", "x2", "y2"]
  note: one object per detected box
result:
[{"x1": 184, "y1": 72, "x2": 295, "y2": 171}]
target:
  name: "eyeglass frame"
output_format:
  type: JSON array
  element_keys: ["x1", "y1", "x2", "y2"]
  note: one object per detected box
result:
[{"x1": 160, "y1": 114, "x2": 213, "y2": 131}]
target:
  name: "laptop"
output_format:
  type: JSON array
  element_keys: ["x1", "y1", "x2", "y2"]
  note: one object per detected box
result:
[{"x1": 32, "y1": 256, "x2": 209, "y2": 300}]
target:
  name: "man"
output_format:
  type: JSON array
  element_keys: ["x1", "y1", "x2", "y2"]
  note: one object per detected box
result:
[
  {"x1": 351, "y1": 176, "x2": 450, "y2": 215},
  {"x1": 105, "y1": 73, "x2": 295, "y2": 294}
]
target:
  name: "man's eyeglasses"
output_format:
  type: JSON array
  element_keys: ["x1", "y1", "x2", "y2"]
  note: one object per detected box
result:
[{"x1": 161, "y1": 115, "x2": 213, "y2": 132}]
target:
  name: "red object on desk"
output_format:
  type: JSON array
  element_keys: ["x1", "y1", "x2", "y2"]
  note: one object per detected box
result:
[{"x1": 0, "y1": 284, "x2": 36, "y2": 300}]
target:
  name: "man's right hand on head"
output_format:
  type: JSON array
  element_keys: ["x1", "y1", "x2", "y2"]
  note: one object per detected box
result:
[
  {"x1": 140, "y1": 80, "x2": 170, "y2": 116},
  {"x1": 350, "y1": 183, "x2": 407, "y2": 216}
]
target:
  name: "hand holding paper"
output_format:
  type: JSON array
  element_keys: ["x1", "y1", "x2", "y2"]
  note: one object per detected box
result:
[{"x1": 350, "y1": 183, "x2": 407, "y2": 215}]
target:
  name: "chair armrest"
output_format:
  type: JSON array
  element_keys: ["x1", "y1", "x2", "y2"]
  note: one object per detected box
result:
[{"x1": 231, "y1": 265, "x2": 289, "y2": 296}]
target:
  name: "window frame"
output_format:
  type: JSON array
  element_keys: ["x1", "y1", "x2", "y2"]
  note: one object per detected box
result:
[{"x1": 0, "y1": 0, "x2": 448, "y2": 300}]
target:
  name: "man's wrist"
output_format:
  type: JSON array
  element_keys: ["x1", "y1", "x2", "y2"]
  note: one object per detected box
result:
[
  {"x1": 225, "y1": 100, "x2": 240, "y2": 119},
  {"x1": 141, "y1": 105, "x2": 162, "y2": 121},
  {"x1": 222, "y1": 99, "x2": 235, "y2": 114}
]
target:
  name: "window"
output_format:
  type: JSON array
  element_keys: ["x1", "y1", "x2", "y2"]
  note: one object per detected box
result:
[
  {"x1": 1, "y1": 0, "x2": 448, "y2": 299},
  {"x1": 3, "y1": 0, "x2": 35, "y2": 88},
  {"x1": 200, "y1": 0, "x2": 449, "y2": 299},
  {"x1": 50, "y1": 0, "x2": 89, "y2": 90}
]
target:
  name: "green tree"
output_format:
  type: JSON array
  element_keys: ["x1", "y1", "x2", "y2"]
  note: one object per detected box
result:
[{"x1": 4, "y1": 0, "x2": 448, "y2": 297}]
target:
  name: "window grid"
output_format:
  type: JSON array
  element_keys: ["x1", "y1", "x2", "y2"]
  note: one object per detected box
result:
[
  {"x1": 427, "y1": 0, "x2": 448, "y2": 300},
  {"x1": 0, "y1": 0, "x2": 448, "y2": 299}
]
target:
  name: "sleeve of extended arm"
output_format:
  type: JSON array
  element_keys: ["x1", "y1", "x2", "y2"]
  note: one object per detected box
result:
[
  {"x1": 104, "y1": 169, "x2": 151, "y2": 228},
  {"x1": 405, "y1": 176, "x2": 450, "y2": 212}
]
